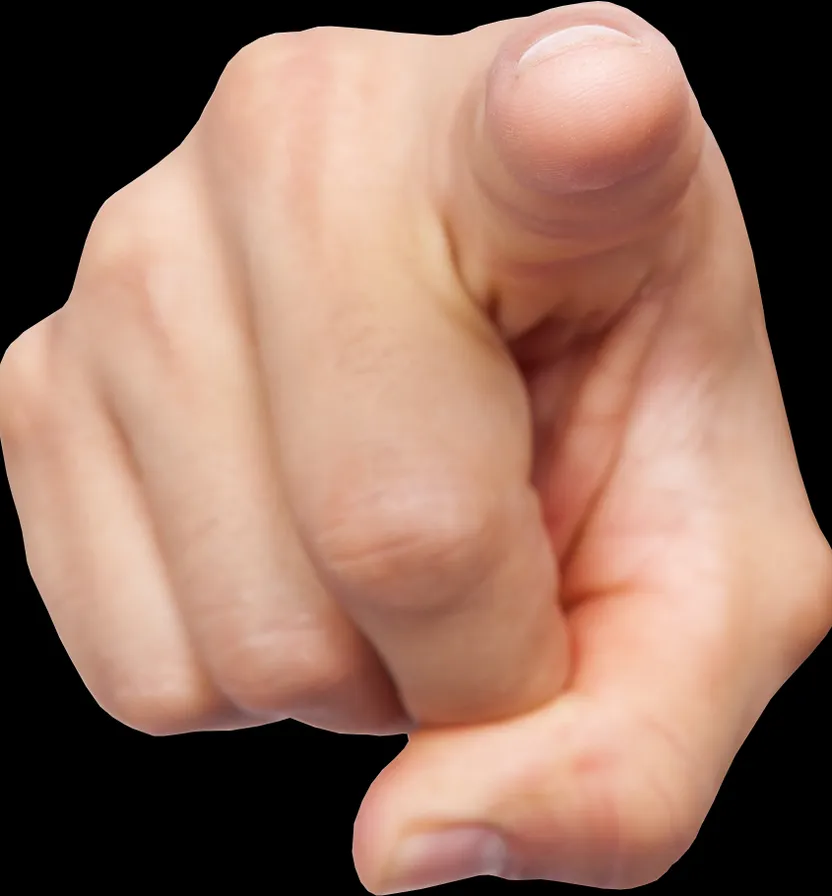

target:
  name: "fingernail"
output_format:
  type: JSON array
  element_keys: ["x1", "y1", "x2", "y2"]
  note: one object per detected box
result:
[
  {"x1": 518, "y1": 24, "x2": 639, "y2": 71},
  {"x1": 376, "y1": 826, "x2": 508, "y2": 894}
]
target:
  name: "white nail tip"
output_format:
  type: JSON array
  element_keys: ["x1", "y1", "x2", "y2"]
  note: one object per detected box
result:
[{"x1": 518, "y1": 24, "x2": 639, "y2": 70}]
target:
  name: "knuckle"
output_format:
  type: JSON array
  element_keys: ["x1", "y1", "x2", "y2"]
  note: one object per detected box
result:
[
  {"x1": 217, "y1": 32, "x2": 300, "y2": 95},
  {"x1": 81, "y1": 185, "x2": 146, "y2": 269},
  {"x1": 213, "y1": 633, "x2": 352, "y2": 716},
  {"x1": 218, "y1": 27, "x2": 341, "y2": 105},
  {"x1": 77, "y1": 195, "x2": 157, "y2": 317},
  {"x1": 74, "y1": 191, "x2": 187, "y2": 370},
  {"x1": 0, "y1": 318, "x2": 57, "y2": 446},
  {"x1": 102, "y1": 675, "x2": 214, "y2": 737},
  {"x1": 82, "y1": 187, "x2": 153, "y2": 285},
  {"x1": 314, "y1": 475, "x2": 504, "y2": 610},
  {"x1": 204, "y1": 28, "x2": 346, "y2": 177}
]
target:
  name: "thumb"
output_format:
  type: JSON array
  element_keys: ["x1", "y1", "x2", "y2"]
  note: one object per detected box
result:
[
  {"x1": 353, "y1": 693, "x2": 711, "y2": 894},
  {"x1": 440, "y1": 2, "x2": 705, "y2": 338}
]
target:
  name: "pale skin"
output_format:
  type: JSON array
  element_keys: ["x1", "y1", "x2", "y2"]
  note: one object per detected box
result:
[{"x1": 2, "y1": 3, "x2": 830, "y2": 893}]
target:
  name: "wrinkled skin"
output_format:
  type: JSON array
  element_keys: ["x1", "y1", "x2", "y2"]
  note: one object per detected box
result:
[{"x1": 2, "y1": 3, "x2": 829, "y2": 893}]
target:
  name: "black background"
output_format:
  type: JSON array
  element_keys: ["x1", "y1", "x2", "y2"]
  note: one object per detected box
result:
[{"x1": 5, "y1": 2, "x2": 828, "y2": 891}]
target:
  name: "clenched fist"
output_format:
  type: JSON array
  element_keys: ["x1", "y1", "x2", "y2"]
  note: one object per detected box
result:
[{"x1": 3, "y1": 3, "x2": 830, "y2": 893}]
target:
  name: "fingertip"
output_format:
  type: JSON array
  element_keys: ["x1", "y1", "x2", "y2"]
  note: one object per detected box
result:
[{"x1": 485, "y1": 8, "x2": 694, "y2": 195}]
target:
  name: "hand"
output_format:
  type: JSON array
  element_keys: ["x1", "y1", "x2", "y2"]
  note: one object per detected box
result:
[{"x1": 2, "y1": 2, "x2": 829, "y2": 893}]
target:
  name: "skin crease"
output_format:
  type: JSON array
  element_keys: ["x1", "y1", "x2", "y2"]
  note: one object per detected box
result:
[{"x1": 1, "y1": 2, "x2": 830, "y2": 893}]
